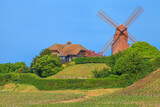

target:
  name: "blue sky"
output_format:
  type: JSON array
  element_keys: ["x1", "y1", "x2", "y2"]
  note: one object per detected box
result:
[{"x1": 0, "y1": 0, "x2": 160, "y2": 66}]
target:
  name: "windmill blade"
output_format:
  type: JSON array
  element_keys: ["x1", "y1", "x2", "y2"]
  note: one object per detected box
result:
[
  {"x1": 124, "y1": 6, "x2": 144, "y2": 28},
  {"x1": 97, "y1": 10, "x2": 119, "y2": 29},
  {"x1": 103, "y1": 44, "x2": 112, "y2": 55},
  {"x1": 128, "y1": 32, "x2": 138, "y2": 43},
  {"x1": 123, "y1": 32, "x2": 136, "y2": 43},
  {"x1": 100, "y1": 36, "x2": 113, "y2": 52},
  {"x1": 100, "y1": 34, "x2": 120, "y2": 55},
  {"x1": 111, "y1": 37, "x2": 122, "y2": 54}
]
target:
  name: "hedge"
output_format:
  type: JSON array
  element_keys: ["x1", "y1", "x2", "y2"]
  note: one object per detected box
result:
[
  {"x1": 0, "y1": 73, "x2": 129, "y2": 90},
  {"x1": 74, "y1": 57, "x2": 109, "y2": 64},
  {"x1": 0, "y1": 73, "x2": 19, "y2": 85}
]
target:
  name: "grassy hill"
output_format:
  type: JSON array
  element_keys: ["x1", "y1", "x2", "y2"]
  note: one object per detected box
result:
[
  {"x1": 116, "y1": 68, "x2": 160, "y2": 96},
  {"x1": 48, "y1": 63, "x2": 109, "y2": 79}
]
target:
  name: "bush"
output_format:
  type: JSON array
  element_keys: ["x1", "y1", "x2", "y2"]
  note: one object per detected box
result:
[
  {"x1": 113, "y1": 50, "x2": 143, "y2": 76},
  {"x1": 31, "y1": 55, "x2": 62, "y2": 78},
  {"x1": 0, "y1": 73, "x2": 19, "y2": 85},
  {"x1": 151, "y1": 55, "x2": 160, "y2": 70},
  {"x1": 92, "y1": 67, "x2": 112, "y2": 78},
  {"x1": 105, "y1": 51, "x2": 123, "y2": 69},
  {"x1": 118, "y1": 74, "x2": 132, "y2": 87},
  {"x1": 74, "y1": 57, "x2": 109, "y2": 64}
]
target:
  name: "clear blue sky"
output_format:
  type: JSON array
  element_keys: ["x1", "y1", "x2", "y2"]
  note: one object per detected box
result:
[{"x1": 0, "y1": 0, "x2": 160, "y2": 66}]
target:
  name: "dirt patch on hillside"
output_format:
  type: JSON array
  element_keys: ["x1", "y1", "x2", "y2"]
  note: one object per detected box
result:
[{"x1": 0, "y1": 83, "x2": 39, "y2": 92}]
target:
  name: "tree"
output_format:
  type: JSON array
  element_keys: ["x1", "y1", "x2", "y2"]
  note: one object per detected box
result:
[
  {"x1": 31, "y1": 55, "x2": 62, "y2": 77},
  {"x1": 30, "y1": 48, "x2": 53, "y2": 71},
  {"x1": 113, "y1": 50, "x2": 144, "y2": 81},
  {"x1": 151, "y1": 55, "x2": 160, "y2": 70},
  {"x1": 0, "y1": 62, "x2": 28, "y2": 73},
  {"x1": 40, "y1": 48, "x2": 52, "y2": 57},
  {"x1": 15, "y1": 62, "x2": 26, "y2": 70},
  {"x1": 124, "y1": 41, "x2": 160, "y2": 57},
  {"x1": 0, "y1": 63, "x2": 16, "y2": 73}
]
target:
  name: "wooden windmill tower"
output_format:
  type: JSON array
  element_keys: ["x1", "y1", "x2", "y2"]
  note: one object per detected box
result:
[{"x1": 97, "y1": 6, "x2": 144, "y2": 55}]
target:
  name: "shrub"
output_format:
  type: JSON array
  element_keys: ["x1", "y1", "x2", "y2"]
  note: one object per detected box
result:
[
  {"x1": 151, "y1": 55, "x2": 160, "y2": 70},
  {"x1": 118, "y1": 74, "x2": 132, "y2": 87},
  {"x1": 92, "y1": 67, "x2": 112, "y2": 78},
  {"x1": 105, "y1": 51, "x2": 123, "y2": 69},
  {"x1": 0, "y1": 73, "x2": 19, "y2": 85},
  {"x1": 31, "y1": 55, "x2": 62, "y2": 78}
]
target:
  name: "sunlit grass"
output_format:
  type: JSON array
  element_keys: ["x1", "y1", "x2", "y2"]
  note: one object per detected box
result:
[{"x1": 48, "y1": 63, "x2": 109, "y2": 79}]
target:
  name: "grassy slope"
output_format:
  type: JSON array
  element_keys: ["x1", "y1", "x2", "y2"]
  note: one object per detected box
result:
[
  {"x1": 48, "y1": 63, "x2": 109, "y2": 79},
  {"x1": 116, "y1": 68, "x2": 160, "y2": 96}
]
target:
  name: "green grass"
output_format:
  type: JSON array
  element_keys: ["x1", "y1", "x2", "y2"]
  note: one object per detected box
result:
[
  {"x1": 0, "y1": 92, "x2": 85, "y2": 106},
  {"x1": 115, "y1": 68, "x2": 160, "y2": 96},
  {"x1": 23, "y1": 95, "x2": 160, "y2": 107},
  {"x1": 48, "y1": 63, "x2": 109, "y2": 79}
]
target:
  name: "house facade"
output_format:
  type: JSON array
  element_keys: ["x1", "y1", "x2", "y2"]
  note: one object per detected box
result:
[{"x1": 48, "y1": 41, "x2": 87, "y2": 63}]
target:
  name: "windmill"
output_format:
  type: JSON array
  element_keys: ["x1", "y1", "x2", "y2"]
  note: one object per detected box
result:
[{"x1": 97, "y1": 6, "x2": 144, "y2": 55}]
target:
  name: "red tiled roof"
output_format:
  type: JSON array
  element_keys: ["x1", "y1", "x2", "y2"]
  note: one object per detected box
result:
[{"x1": 48, "y1": 43, "x2": 87, "y2": 56}]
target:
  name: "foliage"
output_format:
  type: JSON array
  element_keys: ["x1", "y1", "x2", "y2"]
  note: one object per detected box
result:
[
  {"x1": 124, "y1": 41, "x2": 160, "y2": 57},
  {"x1": 92, "y1": 67, "x2": 112, "y2": 78},
  {"x1": 16, "y1": 66, "x2": 32, "y2": 73},
  {"x1": 151, "y1": 55, "x2": 160, "y2": 70},
  {"x1": 15, "y1": 62, "x2": 26, "y2": 70},
  {"x1": 0, "y1": 73, "x2": 19, "y2": 85},
  {"x1": 40, "y1": 48, "x2": 52, "y2": 57},
  {"x1": 0, "y1": 73, "x2": 128, "y2": 89},
  {"x1": 30, "y1": 48, "x2": 62, "y2": 77},
  {"x1": 31, "y1": 55, "x2": 62, "y2": 78},
  {"x1": 30, "y1": 48, "x2": 52, "y2": 69},
  {"x1": 105, "y1": 51, "x2": 123, "y2": 69},
  {"x1": 0, "y1": 62, "x2": 28, "y2": 74},
  {"x1": 85, "y1": 50, "x2": 105, "y2": 57},
  {"x1": 74, "y1": 57, "x2": 109, "y2": 64},
  {"x1": 113, "y1": 50, "x2": 143, "y2": 78},
  {"x1": 0, "y1": 63, "x2": 16, "y2": 73}
]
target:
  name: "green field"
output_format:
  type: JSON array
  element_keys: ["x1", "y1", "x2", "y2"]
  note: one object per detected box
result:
[
  {"x1": 48, "y1": 63, "x2": 109, "y2": 79},
  {"x1": 0, "y1": 69, "x2": 159, "y2": 106},
  {"x1": 0, "y1": 83, "x2": 122, "y2": 106},
  {"x1": 0, "y1": 68, "x2": 160, "y2": 106}
]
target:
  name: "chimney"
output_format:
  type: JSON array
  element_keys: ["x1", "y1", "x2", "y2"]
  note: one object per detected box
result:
[{"x1": 67, "y1": 41, "x2": 71, "y2": 45}]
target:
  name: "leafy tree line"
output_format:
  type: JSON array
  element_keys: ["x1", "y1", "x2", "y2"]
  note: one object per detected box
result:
[
  {"x1": 0, "y1": 48, "x2": 62, "y2": 78},
  {"x1": 92, "y1": 42, "x2": 160, "y2": 84},
  {"x1": 0, "y1": 62, "x2": 31, "y2": 73}
]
